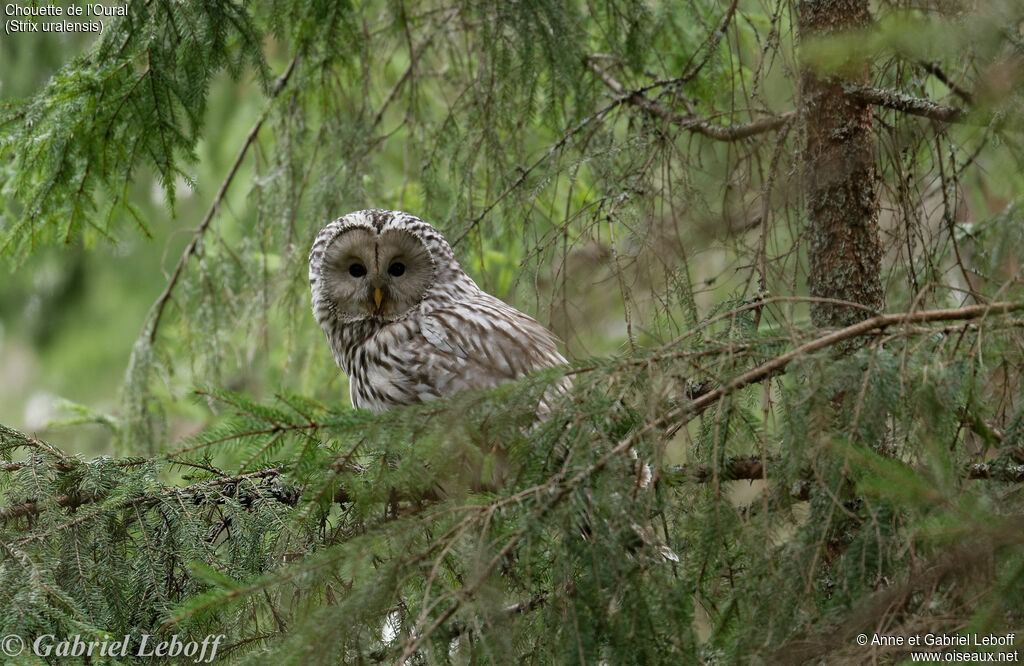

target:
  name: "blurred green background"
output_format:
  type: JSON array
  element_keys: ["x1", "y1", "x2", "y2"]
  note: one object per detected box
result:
[{"x1": 0, "y1": 24, "x2": 273, "y2": 453}]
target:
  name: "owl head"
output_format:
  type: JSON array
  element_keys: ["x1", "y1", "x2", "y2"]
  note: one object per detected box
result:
[{"x1": 309, "y1": 210, "x2": 471, "y2": 326}]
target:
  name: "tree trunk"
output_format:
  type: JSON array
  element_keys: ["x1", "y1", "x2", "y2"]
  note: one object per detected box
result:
[{"x1": 799, "y1": 0, "x2": 884, "y2": 330}]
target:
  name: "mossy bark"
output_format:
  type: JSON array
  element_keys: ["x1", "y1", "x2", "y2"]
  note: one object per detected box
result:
[{"x1": 799, "y1": 0, "x2": 884, "y2": 330}]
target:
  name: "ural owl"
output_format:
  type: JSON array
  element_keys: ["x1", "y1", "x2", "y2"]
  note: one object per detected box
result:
[{"x1": 309, "y1": 209, "x2": 568, "y2": 413}]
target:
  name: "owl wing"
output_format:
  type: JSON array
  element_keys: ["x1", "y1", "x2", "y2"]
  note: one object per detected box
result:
[{"x1": 416, "y1": 294, "x2": 566, "y2": 395}]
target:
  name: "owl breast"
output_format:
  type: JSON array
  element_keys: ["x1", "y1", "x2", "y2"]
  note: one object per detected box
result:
[
  {"x1": 344, "y1": 294, "x2": 567, "y2": 413},
  {"x1": 344, "y1": 318, "x2": 443, "y2": 411}
]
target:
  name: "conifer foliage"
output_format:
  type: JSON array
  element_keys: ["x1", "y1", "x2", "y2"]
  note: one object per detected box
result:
[{"x1": 2, "y1": 0, "x2": 1024, "y2": 663}]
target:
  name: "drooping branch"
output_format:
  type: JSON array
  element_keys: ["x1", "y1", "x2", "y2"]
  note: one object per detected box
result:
[
  {"x1": 585, "y1": 58, "x2": 794, "y2": 141},
  {"x1": 455, "y1": 46, "x2": 792, "y2": 248},
  {"x1": 368, "y1": 7, "x2": 458, "y2": 134},
  {"x1": 140, "y1": 55, "x2": 298, "y2": 345}
]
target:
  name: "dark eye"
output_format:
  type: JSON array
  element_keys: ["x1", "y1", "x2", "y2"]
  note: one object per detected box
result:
[
  {"x1": 348, "y1": 263, "x2": 367, "y2": 278},
  {"x1": 388, "y1": 262, "x2": 405, "y2": 277}
]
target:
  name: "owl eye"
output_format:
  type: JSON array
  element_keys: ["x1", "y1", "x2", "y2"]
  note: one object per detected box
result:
[
  {"x1": 387, "y1": 262, "x2": 406, "y2": 277},
  {"x1": 348, "y1": 263, "x2": 367, "y2": 278}
]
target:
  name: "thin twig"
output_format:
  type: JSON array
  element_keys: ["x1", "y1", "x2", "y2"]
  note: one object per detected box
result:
[
  {"x1": 368, "y1": 8, "x2": 456, "y2": 133},
  {"x1": 678, "y1": 0, "x2": 740, "y2": 84},
  {"x1": 451, "y1": 100, "x2": 621, "y2": 247}
]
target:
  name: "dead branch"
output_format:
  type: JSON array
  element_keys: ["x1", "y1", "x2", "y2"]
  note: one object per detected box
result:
[
  {"x1": 666, "y1": 455, "x2": 1024, "y2": 489},
  {"x1": 918, "y1": 60, "x2": 974, "y2": 105},
  {"x1": 845, "y1": 83, "x2": 971, "y2": 124}
]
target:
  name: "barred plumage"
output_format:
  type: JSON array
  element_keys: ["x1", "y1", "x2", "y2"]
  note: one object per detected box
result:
[{"x1": 309, "y1": 209, "x2": 567, "y2": 413}]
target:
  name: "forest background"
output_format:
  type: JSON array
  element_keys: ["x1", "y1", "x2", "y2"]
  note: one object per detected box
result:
[{"x1": 1, "y1": 0, "x2": 1023, "y2": 663}]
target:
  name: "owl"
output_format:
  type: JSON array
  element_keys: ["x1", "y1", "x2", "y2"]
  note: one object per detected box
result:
[{"x1": 309, "y1": 209, "x2": 568, "y2": 413}]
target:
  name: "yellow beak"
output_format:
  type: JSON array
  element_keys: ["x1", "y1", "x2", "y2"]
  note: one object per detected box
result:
[{"x1": 373, "y1": 287, "x2": 383, "y2": 310}]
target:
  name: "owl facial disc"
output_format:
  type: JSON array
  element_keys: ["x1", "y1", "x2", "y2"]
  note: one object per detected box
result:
[{"x1": 319, "y1": 226, "x2": 435, "y2": 321}]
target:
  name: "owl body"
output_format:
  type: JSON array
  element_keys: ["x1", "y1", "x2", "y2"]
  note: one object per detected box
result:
[{"x1": 309, "y1": 210, "x2": 567, "y2": 413}]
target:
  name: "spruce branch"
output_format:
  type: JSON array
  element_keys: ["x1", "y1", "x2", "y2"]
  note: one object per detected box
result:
[
  {"x1": 0, "y1": 423, "x2": 77, "y2": 471},
  {"x1": 0, "y1": 0, "x2": 270, "y2": 258},
  {"x1": 0, "y1": 491, "x2": 97, "y2": 522},
  {"x1": 4, "y1": 466, "x2": 287, "y2": 536},
  {"x1": 579, "y1": 302, "x2": 1024, "y2": 456},
  {"x1": 676, "y1": 301, "x2": 1024, "y2": 429}
]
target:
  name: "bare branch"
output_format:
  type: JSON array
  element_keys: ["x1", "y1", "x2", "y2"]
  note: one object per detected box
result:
[
  {"x1": 678, "y1": 0, "x2": 740, "y2": 83},
  {"x1": 919, "y1": 60, "x2": 974, "y2": 105},
  {"x1": 665, "y1": 455, "x2": 1024, "y2": 487},
  {"x1": 845, "y1": 83, "x2": 972, "y2": 124}
]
